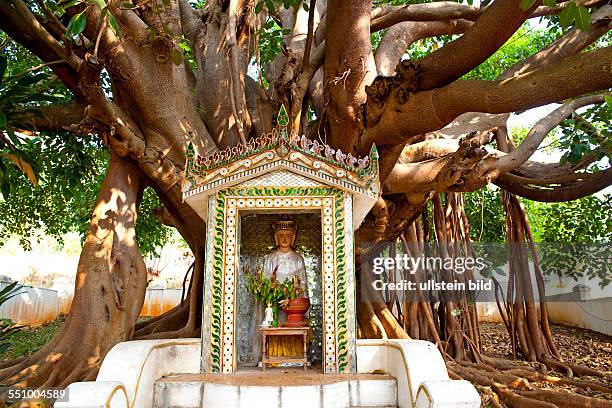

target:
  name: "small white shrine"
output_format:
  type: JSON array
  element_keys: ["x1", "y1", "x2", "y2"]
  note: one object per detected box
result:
[
  {"x1": 182, "y1": 105, "x2": 379, "y2": 374},
  {"x1": 56, "y1": 107, "x2": 481, "y2": 408}
]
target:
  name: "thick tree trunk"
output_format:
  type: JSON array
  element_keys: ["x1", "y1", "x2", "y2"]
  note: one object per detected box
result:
[{"x1": 0, "y1": 154, "x2": 147, "y2": 387}]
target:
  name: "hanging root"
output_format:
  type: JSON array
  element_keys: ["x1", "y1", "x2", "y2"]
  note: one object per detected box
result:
[
  {"x1": 356, "y1": 191, "x2": 612, "y2": 407},
  {"x1": 500, "y1": 192, "x2": 608, "y2": 378}
]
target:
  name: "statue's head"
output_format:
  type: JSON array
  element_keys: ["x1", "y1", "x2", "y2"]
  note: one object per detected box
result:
[{"x1": 273, "y1": 220, "x2": 296, "y2": 251}]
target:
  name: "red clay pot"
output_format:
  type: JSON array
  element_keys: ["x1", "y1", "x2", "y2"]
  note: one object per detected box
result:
[{"x1": 282, "y1": 297, "x2": 310, "y2": 327}]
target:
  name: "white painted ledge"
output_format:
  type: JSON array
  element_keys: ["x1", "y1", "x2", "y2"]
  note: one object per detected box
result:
[
  {"x1": 356, "y1": 339, "x2": 480, "y2": 408},
  {"x1": 56, "y1": 338, "x2": 479, "y2": 408},
  {"x1": 417, "y1": 380, "x2": 481, "y2": 408},
  {"x1": 55, "y1": 381, "x2": 128, "y2": 408},
  {"x1": 56, "y1": 338, "x2": 201, "y2": 408}
]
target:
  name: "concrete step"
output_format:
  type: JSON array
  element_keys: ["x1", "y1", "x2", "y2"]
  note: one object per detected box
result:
[{"x1": 153, "y1": 372, "x2": 398, "y2": 408}]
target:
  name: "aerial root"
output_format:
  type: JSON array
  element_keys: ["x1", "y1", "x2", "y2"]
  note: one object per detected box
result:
[
  {"x1": 0, "y1": 357, "x2": 26, "y2": 370},
  {"x1": 448, "y1": 360, "x2": 612, "y2": 408},
  {"x1": 134, "y1": 302, "x2": 190, "y2": 338},
  {"x1": 503, "y1": 368, "x2": 612, "y2": 393},
  {"x1": 515, "y1": 389, "x2": 612, "y2": 408}
]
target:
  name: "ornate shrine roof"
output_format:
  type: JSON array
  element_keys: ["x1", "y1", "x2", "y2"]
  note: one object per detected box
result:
[{"x1": 182, "y1": 106, "x2": 380, "y2": 201}]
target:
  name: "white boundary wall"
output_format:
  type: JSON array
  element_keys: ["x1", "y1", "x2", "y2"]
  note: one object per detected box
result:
[
  {"x1": 0, "y1": 284, "x2": 60, "y2": 327},
  {"x1": 476, "y1": 270, "x2": 612, "y2": 335},
  {"x1": 478, "y1": 301, "x2": 612, "y2": 336},
  {"x1": 0, "y1": 284, "x2": 185, "y2": 327}
]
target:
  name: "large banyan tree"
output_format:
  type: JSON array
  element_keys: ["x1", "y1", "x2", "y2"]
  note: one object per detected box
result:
[{"x1": 1, "y1": 0, "x2": 611, "y2": 405}]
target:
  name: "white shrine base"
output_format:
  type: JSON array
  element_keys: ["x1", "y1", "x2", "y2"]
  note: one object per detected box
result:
[
  {"x1": 55, "y1": 339, "x2": 480, "y2": 408},
  {"x1": 155, "y1": 371, "x2": 397, "y2": 408}
]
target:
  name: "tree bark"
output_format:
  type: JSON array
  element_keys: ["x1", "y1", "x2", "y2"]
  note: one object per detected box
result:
[
  {"x1": 0, "y1": 154, "x2": 147, "y2": 387},
  {"x1": 324, "y1": 0, "x2": 376, "y2": 152}
]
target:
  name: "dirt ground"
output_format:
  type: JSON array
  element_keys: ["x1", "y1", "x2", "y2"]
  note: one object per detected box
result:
[{"x1": 479, "y1": 322, "x2": 612, "y2": 405}]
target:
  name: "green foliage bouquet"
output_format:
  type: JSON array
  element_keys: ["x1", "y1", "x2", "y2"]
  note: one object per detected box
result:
[
  {"x1": 245, "y1": 268, "x2": 302, "y2": 327},
  {"x1": 245, "y1": 269, "x2": 302, "y2": 306}
]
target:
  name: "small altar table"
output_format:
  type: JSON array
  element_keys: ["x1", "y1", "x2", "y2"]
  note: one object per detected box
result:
[{"x1": 260, "y1": 326, "x2": 309, "y2": 371}]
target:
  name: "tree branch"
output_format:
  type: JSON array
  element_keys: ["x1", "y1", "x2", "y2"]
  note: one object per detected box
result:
[
  {"x1": 371, "y1": 2, "x2": 481, "y2": 31},
  {"x1": 324, "y1": 0, "x2": 376, "y2": 152},
  {"x1": 436, "y1": 46, "x2": 612, "y2": 123},
  {"x1": 9, "y1": 103, "x2": 86, "y2": 133},
  {"x1": 375, "y1": 19, "x2": 473, "y2": 76},
  {"x1": 501, "y1": 17, "x2": 612, "y2": 80},
  {"x1": 383, "y1": 94, "x2": 611, "y2": 199},
  {"x1": 424, "y1": 15, "x2": 610, "y2": 141},
  {"x1": 496, "y1": 94, "x2": 607, "y2": 173},
  {"x1": 0, "y1": 0, "x2": 84, "y2": 99},
  {"x1": 416, "y1": 0, "x2": 541, "y2": 91},
  {"x1": 301, "y1": 0, "x2": 316, "y2": 76},
  {"x1": 370, "y1": 0, "x2": 605, "y2": 32},
  {"x1": 361, "y1": 46, "x2": 612, "y2": 152},
  {"x1": 33, "y1": 0, "x2": 66, "y2": 39},
  {"x1": 179, "y1": 0, "x2": 203, "y2": 45},
  {"x1": 227, "y1": 0, "x2": 249, "y2": 145},
  {"x1": 9, "y1": 0, "x2": 81, "y2": 69},
  {"x1": 384, "y1": 133, "x2": 497, "y2": 194},
  {"x1": 494, "y1": 168, "x2": 612, "y2": 201}
]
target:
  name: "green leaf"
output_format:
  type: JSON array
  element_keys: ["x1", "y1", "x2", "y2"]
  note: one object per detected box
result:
[
  {"x1": 5, "y1": 128, "x2": 19, "y2": 146},
  {"x1": 61, "y1": 0, "x2": 84, "y2": 8},
  {"x1": 0, "y1": 112, "x2": 6, "y2": 128},
  {"x1": 119, "y1": 1, "x2": 137, "y2": 9},
  {"x1": 0, "y1": 282, "x2": 22, "y2": 304},
  {"x1": 108, "y1": 13, "x2": 122, "y2": 37},
  {"x1": 543, "y1": 0, "x2": 557, "y2": 6},
  {"x1": 519, "y1": 0, "x2": 537, "y2": 11},
  {"x1": 146, "y1": 27, "x2": 157, "y2": 41},
  {"x1": 302, "y1": 2, "x2": 309, "y2": 11},
  {"x1": 559, "y1": 2, "x2": 577, "y2": 28},
  {"x1": 170, "y1": 47, "x2": 183, "y2": 66},
  {"x1": 58, "y1": 0, "x2": 82, "y2": 6},
  {"x1": 574, "y1": 6, "x2": 591, "y2": 31},
  {"x1": 66, "y1": 11, "x2": 87, "y2": 38},
  {"x1": 2, "y1": 153, "x2": 38, "y2": 185},
  {"x1": 88, "y1": 0, "x2": 106, "y2": 8},
  {"x1": 255, "y1": 1, "x2": 264, "y2": 13},
  {"x1": 14, "y1": 72, "x2": 47, "y2": 89},
  {"x1": 605, "y1": 95, "x2": 612, "y2": 109},
  {"x1": 467, "y1": 0, "x2": 474, "y2": 5}
]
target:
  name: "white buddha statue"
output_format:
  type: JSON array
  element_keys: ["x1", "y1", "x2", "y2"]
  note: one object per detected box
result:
[
  {"x1": 263, "y1": 220, "x2": 308, "y2": 299},
  {"x1": 261, "y1": 220, "x2": 309, "y2": 361}
]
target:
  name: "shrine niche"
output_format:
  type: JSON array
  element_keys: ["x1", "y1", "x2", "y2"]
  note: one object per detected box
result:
[
  {"x1": 237, "y1": 212, "x2": 323, "y2": 368},
  {"x1": 182, "y1": 106, "x2": 380, "y2": 374}
]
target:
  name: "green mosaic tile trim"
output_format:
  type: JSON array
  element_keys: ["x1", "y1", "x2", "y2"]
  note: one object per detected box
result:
[
  {"x1": 334, "y1": 196, "x2": 349, "y2": 372},
  {"x1": 210, "y1": 194, "x2": 226, "y2": 373},
  {"x1": 209, "y1": 185, "x2": 350, "y2": 373},
  {"x1": 223, "y1": 186, "x2": 342, "y2": 198}
]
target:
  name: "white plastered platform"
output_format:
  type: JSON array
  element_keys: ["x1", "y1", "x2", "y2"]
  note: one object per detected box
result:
[{"x1": 55, "y1": 339, "x2": 480, "y2": 408}]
